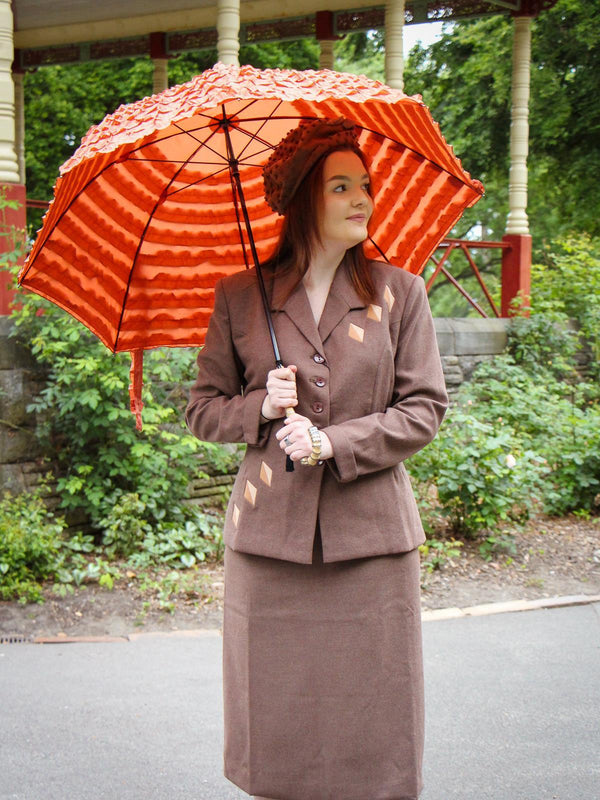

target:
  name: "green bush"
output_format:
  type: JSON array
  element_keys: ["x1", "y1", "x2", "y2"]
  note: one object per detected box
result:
[
  {"x1": 408, "y1": 405, "x2": 540, "y2": 537},
  {"x1": 507, "y1": 314, "x2": 579, "y2": 381},
  {"x1": 0, "y1": 489, "x2": 67, "y2": 602},
  {"x1": 130, "y1": 512, "x2": 224, "y2": 569},
  {"x1": 540, "y1": 402, "x2": 600, "y2": 515},
  {"x1": 459, "y1": 355, "x2": 600, "y2": 516},
  {"x1": 98, "y1": 493, "x2": 151, "y2": 558},
  {"x1": 99, "y1": 492, "x2": 223, "y2": 566},
  {"x1": 9, "y1": 288, "x2": 237, "y2": 533},
  {"x1": 529, "y1": 234, "x2": 600, "y2": 377}
]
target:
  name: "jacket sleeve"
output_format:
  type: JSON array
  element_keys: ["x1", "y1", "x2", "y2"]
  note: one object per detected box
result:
[
  {"x1": 322, "y1": 276, "x2": 448, "y2": 483},
  {"x1": 185, "y1": 280, "x2": 270, "y2": 446}
]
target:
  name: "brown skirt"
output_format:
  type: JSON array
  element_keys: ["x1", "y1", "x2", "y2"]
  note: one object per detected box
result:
[{"x1": 223, "y1": 530, "x2": 424, "y2": 800}]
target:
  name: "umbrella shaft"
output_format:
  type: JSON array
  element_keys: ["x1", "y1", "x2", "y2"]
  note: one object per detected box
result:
[{"x1": 222, "y1": 121, "x2": 283, "y2": 367}]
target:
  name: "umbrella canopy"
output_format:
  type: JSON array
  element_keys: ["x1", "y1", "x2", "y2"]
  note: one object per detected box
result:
[{"x1": 19, "y1": 63, "x2": 483, "y2": 358}]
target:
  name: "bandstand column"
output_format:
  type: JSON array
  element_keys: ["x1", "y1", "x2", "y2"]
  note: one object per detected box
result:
[
  {"x1": 384, "y1": 0, "x2": 405, "y2": 91},
  {"x1": 0, "y1": 0, "x2": 25, "y2": 315},
  {"x1": 150, "y1": 33, "x2": 169, "y2": 94},
  {"x1": 505, "y1": 15, "x2": 531, "y2": 236},
  {"x1": 502, "y1": 13, "x2": 533, "y2": 315},
  {"x1": 12, "y1": 66, "x2": 24, "y2": 184},
  {"x1": 319, "y1": 40, "x2": 334, "y2": 70},
  {"x1": 216, "y1": 0, "x2": 240, "y2": 66},
  {"x1": 316, "y1": 11, "x2": 336, "y2": 70}
]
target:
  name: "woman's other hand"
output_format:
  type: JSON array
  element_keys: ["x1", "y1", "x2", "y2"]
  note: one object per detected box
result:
[
  {"x1": 261, "y1": 365, "x2": 298, "y2": 420},
  {"x1": 275, "y1": 413, "x2": 334, "y2": 462}
]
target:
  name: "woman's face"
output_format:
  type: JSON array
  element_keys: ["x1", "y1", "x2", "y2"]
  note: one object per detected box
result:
[{"x1": 319, "y1": 150, "x2": 373, "y2": 251}]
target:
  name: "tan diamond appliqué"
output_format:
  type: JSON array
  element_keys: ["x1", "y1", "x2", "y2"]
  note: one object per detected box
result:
[
  {"x1": 348, "y1": 323, "x2": 364, "y2": 343},
  {"x1": 384, "y1": 285, "x2": 395, "y2": 311},
  {"x1": 260, "y1": 461, "x2": 272, "y2": 487},
  {"x1": 367, "y1": 304, "x2": 382, "y2": 322},
  {"x1": 244, "y1": 480, "x2": 257, "y2": 506},
  {"x1": 232, "y1": 504, "x2": 240, "y2": 527}
]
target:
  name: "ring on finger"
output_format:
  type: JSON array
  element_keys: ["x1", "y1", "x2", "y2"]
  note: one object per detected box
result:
[{"x1": 284, "y1": 436, "x2": 291, "y2": 447}]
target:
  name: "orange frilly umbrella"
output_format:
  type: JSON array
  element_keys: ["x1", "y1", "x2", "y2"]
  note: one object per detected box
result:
[{"x1": 19, "y1": 62, "x2": 483, "y2": 428}]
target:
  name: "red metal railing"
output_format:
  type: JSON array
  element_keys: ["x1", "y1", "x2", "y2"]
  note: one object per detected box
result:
[
  {"x1": 26, "y1": 198, "x2": 51, "y2": 210},
  {"x1": 425, "y1": 238, "x2": 511, "y2": 318}
]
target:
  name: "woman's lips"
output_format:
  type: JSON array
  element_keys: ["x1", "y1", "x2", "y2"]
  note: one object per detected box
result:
[{"x1": 347, "y1": 215, "x2": 367, "y2": 223}]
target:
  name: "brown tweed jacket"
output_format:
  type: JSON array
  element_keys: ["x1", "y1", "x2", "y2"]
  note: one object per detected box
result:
[{"x1": 186, "y1": 260, "x2": 448, "y2": 563}]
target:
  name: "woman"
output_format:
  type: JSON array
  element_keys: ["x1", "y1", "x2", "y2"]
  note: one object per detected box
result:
[{"x1": 186, "y1": 117, "x2": 448, "y2": 800}]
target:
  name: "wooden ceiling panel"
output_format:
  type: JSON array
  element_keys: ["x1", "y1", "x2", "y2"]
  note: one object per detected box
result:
[{"x1": 13, "y1": 1, "x2": 211, "y2": 31}]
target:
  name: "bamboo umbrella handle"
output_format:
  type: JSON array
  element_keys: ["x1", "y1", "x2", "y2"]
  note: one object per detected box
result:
[{"x1": 284, "y1": 403, "x2": 295, "y2": 472}]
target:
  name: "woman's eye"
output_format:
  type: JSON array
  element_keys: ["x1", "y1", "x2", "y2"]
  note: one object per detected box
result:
[
  {"x1": 362, "y1": 183, "x2": 370, "y2": 193},
  {"x1": 333, "y1": 184, "x2": 346, "y2": 192}
]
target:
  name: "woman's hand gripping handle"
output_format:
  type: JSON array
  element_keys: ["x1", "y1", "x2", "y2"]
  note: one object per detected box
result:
[
  {"x1": 261, "y1": 364, "x2": 298, "y2": 420},
  {"x1": 261, "y1": 365, "x2": 298, "y2": 472}
]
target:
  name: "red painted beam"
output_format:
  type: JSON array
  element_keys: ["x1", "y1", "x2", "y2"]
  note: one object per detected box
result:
[{"x1": 0, "y1": 183, "x2": 26, "y2": 315}]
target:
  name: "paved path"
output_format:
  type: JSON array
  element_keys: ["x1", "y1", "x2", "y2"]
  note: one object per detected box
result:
[{"x1": 1, "y1": 602, "x2": 598, "y2": 799}]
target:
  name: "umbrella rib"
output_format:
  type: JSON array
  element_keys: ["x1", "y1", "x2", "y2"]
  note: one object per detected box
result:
[
  {"x1": 147, "y1": 100, "x2": 260, "y2": 141},
  {"x1": 128, "y1": 158, "x2": 207, "y2": 164},
  {"x1": 164, "y1": 165, "x2": 231, "y2": 198},
  {"x1": 368, "y1": 236, "x2": 392, "y2": 263},
  {"x1": 206, "y1": 111, "x2": 482, "y2": 193},
  {"x1": 128, "y1": 157, "x2": 231, "y2": 167},
  {"x1": 166, "y1": 122, "x2": 241, "y2": 165},
  {"x1": 232, "y1": 100, "x2": 284, "y2": 161},
  {"x1": 170, "y1": 120, "x2": 219, "y2": 147},
  {"x1": 19, "y1": 158, "x2": 146, "y2": 289},
  {"x1": 156, "y1": 102, "x2": 277, "y2": 166},
  {"x1": 113, "y1": 137, "x2": 212, "y2": 351},
  {"x1": 128, "y1": 119, "x2": 221, "y2": 162},
  {"x1": 355, "y1": 124, "x2": 484, "y2": 194}
]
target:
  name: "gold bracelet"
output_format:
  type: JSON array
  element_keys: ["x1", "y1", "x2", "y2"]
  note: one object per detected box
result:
[{"x1": 301, "y1": 426, "x2": 322, "y2": 466}]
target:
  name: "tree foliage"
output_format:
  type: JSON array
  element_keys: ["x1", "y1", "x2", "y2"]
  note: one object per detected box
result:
[
  {"x1": 335, "y1": 31, "x2": 385, "y2": 81},
  {"x1": 23, "y1": 1, "x2": 596, "y2": 252},
  {"x1": 404, "y1": 0, "x2": 600, "y2": 246},
  {"x1": 23, "y1": 41, "x2": 318, "y2": 232}
]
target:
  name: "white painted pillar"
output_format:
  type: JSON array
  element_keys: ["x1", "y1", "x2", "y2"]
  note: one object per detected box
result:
[
  {"x1": 152, "y1": 58, "x2": 169, "y2": 94},
  {"x1": 0, "y1": 0, "x2": 19, "y2": 184},
  {"x1": 216, "y1": 0, "x2": 240, "y2": 67},
  {"x1": 13, "y1": 69, "x2": 24, "y2": 184},
  {"x1": 319, "y1": 40, "x2": 335, "y2": 70},
  {"x1": 506, "y1": 16, "x2": 531, "y2": 235},
  {"x1": 385, "y1": 0, "x2": 405, "y2": 91}
]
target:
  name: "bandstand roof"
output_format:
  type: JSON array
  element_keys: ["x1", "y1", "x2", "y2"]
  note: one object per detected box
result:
[{"x1": 13, "y1": 1, "x2": 556, "y2": 66}]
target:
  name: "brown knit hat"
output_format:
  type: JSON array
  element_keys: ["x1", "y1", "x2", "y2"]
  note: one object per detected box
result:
[{"x1": 263, "y1": 117, "x2": 360, "y2": 215}]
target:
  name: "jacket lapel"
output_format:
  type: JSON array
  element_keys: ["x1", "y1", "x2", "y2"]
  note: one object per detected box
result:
[
  {"x1": 271, "y1": 270, "x2": 323, "y2": 354},
  {"x1": 270, "y1": 263, "x2": 367, "y2": 351},
  {"x1": 318, "y1": 263, "x2": 367, "y2": 343}
]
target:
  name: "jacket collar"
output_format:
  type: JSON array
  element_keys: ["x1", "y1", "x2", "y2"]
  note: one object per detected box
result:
[{"x1": 270, "y1": 262, "x2": 367, "y2": 350}]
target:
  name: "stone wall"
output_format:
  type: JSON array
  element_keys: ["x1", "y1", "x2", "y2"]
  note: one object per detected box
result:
[
  {"x1": 435, "y1": 317, "x2": 509, "y2": 394},
  {"x1": 0, "y1": 317, "x2": 510, "y2": 498},
  {"x1": 0, "y1": 317, "x2": 50, "y2": 497}
]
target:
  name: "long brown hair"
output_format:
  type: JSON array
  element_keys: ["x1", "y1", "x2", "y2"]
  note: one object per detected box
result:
[{"x1": 262, "y1": 147, "x2": 376, "y2": 303}]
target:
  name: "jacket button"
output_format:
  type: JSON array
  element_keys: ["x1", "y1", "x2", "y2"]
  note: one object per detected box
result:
[
  {"x1": 315, "y1": 378, "x2": 326, "y2": 388},
  {"x1": 313, "y1": 354, "x2": 325, "y2": 364},
  {"x1": 312, "y1": 402, "x2": 324, "y2": 414}
]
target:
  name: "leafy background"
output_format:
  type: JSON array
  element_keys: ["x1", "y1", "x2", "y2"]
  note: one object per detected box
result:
[{"x1": 2, "y1": 0, "x2": 598, "y2": 602}]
